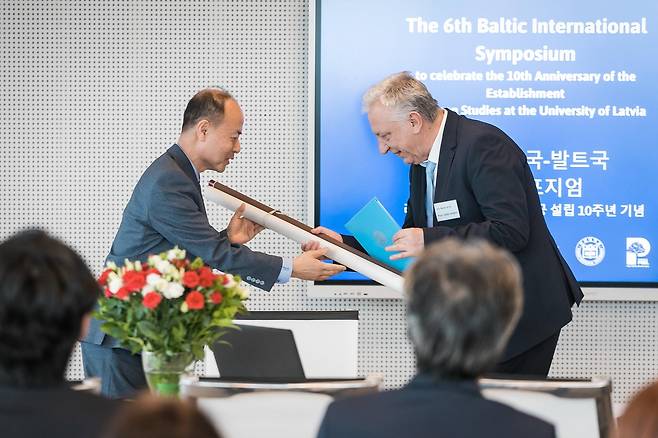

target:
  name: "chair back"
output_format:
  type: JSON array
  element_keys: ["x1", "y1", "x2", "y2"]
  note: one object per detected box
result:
[
  {"x1": 181, "y1": 374, "x2": 383, "y2": 438},
  {"x1": 479, "y1": 376, "x2": 614, "y2": 438}
]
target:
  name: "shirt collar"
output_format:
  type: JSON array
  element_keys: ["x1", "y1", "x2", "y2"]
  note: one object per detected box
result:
[{"x1": 421, "y1": 108, "x2": 447, "y2": 168}]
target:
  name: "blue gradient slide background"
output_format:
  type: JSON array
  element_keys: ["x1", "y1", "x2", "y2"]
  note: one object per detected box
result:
[{"x1": 317, "y1": 0, "x2": 657, "y2": 285}]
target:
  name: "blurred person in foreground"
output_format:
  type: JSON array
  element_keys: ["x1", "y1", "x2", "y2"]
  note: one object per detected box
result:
[
  {"x1": 617, "y1": 381, "x2": 658, "y2": 438},
  {"x1": 317, "y1": 238, "x2": 555, "y2": 438},
  {"x1": 0, "y1": 230, "x2": 121, "y2": 438},
  {"x1": 103, "y1": 394, "x2": 221, "y2": 438}
]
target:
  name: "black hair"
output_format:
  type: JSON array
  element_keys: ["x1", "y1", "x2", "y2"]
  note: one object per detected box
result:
[
  {"x1": 181, "y1": 88, "x2": 233, "y2": 132},
  {"x1": 0, "y1": 229, "x2": 100, "y2": 386}
]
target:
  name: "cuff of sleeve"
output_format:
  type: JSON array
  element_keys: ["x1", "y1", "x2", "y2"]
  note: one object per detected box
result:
[{"x1": 276, "y1": 257, "x2": 293, "y2": 283}]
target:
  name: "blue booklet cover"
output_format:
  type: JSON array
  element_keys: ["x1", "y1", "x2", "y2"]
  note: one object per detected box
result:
[{"x1": 345, "y1": 197, "x2": 413, "y2": 272}]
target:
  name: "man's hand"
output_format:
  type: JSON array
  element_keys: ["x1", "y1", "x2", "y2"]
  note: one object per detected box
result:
[
  {"x1": 301, "y1": 226, "x2": 343, "y2": 252},
  {"x1": 385, "y1": 228, "x2": 424, "y2": 260},
  {"x1": 292, "y1": 248, "x2": 346, "y2": 281},
  {"x1": 227, "y1": 203, "x2": 265, "y2": 245}
]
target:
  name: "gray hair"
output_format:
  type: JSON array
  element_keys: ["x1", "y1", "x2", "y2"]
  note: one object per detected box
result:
[
  {"x1": 362, "y1": 71, "x2": 440, "y2": 122},
  {"x1": 405, "y1": 238, "x2": 523, "y2": 378}
]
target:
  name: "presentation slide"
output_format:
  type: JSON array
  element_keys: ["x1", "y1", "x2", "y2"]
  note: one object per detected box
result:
[{"x1": 315, "y1": 0, "x2": 657, "y2": 286}]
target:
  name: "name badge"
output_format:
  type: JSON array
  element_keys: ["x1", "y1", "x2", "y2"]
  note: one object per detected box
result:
[{"x1": 434, "y1": 200, "x2": 460, "y2": 222}]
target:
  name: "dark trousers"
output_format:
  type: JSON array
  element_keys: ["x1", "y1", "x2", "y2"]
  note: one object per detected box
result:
[
  {"x1": 492, "y1": 331, "x2": 561, "y2": 377},
  {"x1": 80, "y1": 342, "x2": 147, "y2": 400}
]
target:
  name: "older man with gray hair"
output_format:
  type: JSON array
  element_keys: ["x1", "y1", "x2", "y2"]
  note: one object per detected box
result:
[
  {"x1": 316, "y1": 238, "x2": 555, "y2": 438},
  {"x1": 310, "y1": 71, "x2": 582, "y2": 376}
]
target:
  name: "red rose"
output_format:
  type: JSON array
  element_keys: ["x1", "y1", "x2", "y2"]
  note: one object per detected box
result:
[
  {"x1": 210, "y1": 292, "x2": 223, "y2": 305},
  {"x1": 104, "y1": 288, "x2": 112, "y2": 298},
  {"x1": 98, "y1": 269, "x2": 113, "y2": 285},
  {"x1": 182, "y1": 271, "x2": 200, "y2": 288},
  {"x1": 198, "y1": 267, "x2": 214, "y2": 288},
  {"x1": 123, "y1": 271, "x2": 146, "y2": 291},
  {"x1": 220, "y1": 275, "x2": 230, "y2": 285},
  {"x1": 185, "y1": 291, "x2": 205, "y2": 310},
  {"x1": 142, "y1": 292, "x2": 162, "y2": 309},
  {"x1": 144, "y1": 268, "x2": 160, "y2": 276},
  {"x1": 115, "y1": 287, "x2": 130, "y2": 300},
  {"x1": 172, "y1": 259, "x2": 187, "y2": 269}
]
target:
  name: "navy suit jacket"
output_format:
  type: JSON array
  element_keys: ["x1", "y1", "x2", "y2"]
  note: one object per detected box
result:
[
  {"x1": 317, "y1": 374, "x2": 555, "y2": 438},
  {"x1": 84, "y1": 144, "x2": 283, "y2": 346},
  {"x1": 345, "y1": 109, "x2": 583, "y2": 360}
]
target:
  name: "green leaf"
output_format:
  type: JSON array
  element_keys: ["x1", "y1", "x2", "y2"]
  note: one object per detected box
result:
[
  {"x1": 137, "y1": 320, "x2": 161, "y2": 342},
  {"x1": 189, "y1": 257, "x2": 204, "y2": 270},
  {"x1": 172, "y1": 324, "x2": 186, "y2": 342},
  {"x1": 191, "y1": 344, "x2": 205, "y2": 360}
]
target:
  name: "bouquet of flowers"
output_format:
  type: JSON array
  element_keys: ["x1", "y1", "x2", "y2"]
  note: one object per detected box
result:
[{"x1": 95, "y1": 247, "x2": 248, "y2": 394}]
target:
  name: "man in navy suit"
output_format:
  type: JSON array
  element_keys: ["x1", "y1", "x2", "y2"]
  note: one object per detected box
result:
[
  {"x1": 309, "y1": 72, "x2": 583, "y2": 376},
  {"x1": 82, "y1": 88, "x2": 345, "y2": 398},
  {"x1": 317, "y1": 239, "x2": 556, "y2": 438}
]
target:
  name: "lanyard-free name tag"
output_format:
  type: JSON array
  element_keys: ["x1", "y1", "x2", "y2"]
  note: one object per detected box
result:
[{"x1": 434, "y1": 199, "x2": 460, "y2": 222}]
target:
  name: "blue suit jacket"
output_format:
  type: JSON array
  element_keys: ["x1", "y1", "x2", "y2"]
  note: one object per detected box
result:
[
  {"x1": 317, "y1": 374, "x2": 555, "y2": 438},
  {"x1": 84, "y1": 144, "x2": 282, "y2": 346}
]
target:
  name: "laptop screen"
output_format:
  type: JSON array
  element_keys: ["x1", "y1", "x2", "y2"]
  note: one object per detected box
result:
[{"x1": 210, "y1": 325, "x2": 306, "y2": 380}]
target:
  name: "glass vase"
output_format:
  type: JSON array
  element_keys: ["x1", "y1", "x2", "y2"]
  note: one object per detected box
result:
[{"x1": 141, "y1": 351, "x2": 195, "y2": 396}]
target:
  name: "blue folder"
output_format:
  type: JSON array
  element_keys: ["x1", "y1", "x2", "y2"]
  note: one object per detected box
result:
[{"x1": 345, "y1": 197, "x2": 413, "y2": 272}]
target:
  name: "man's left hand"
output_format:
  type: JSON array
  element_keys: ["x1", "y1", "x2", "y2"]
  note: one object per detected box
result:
[
  {"x1": 385, "y1": 228, "x2": 424, "y2": 260},
  {"x1": 227, "y1": 203, "x2": 265, "y2": 244}
]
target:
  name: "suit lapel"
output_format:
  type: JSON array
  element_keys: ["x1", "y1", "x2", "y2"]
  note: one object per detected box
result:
[
  {"x1": 435, "y1": 109, "x2": 459, "y2": 206},
  {"x1": 412, "y1": 110, "x2": 459, "y2": 228},
  {"x1": 409, "y1": 164, "x2": 427, "y2": 227},
  {"x1": 167, "y1": 144, "x2": 207, "y2": 215}
]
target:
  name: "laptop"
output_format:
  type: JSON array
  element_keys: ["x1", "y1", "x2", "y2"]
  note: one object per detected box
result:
[
  {"x1": 345, "y1": 197, "x2": 413, "y2": 271},
  {"x1": 210, "y1": 324, "x2": 306, "y2": 380}
]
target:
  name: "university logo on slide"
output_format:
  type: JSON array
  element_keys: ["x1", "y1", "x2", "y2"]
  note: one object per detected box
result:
[
  {"x1": 626, "y1": 237, "x2": 651, "y2": 268},
  {"x1": 575, "y1": 236, "x2": 605, "y2": 267}
]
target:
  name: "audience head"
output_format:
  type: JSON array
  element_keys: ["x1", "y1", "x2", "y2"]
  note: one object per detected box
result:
[
  {"x1": 405, "y1": 238, "x2": 523, "y2": 379},
  {"x1": 617, "y1": 381, "x2": 658, "y2": 438},
  {"x1": 103, "y1": 394, "x2": 221, "y2": 438},
  {"x1": 0, "y1": 229, "x2": 99, "y2": 386}
]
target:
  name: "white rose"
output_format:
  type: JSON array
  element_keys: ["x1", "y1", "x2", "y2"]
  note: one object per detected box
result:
[
  {"x1": 146, "y1": 273, "x2": 161, "y2": 286},
  {"x1": 148, "y1": 255, "x2": 161, "y2": 266},
  {"x1": 163, "y1": 282, "x2": 185, "y2": 299},
  {"x1": 154, "y1": 278, "x2": 169, "y2": 294},
  {"x1": 167, "y1": 247, "x2": 186, "y2": 261},
  {"x1": 134, "y1": 261, "x2": 143, "y2": 271},
  {"x1": 141, "y1": 284, "x2": 155, "y2": 296},
  {"x1": 155, "y1": 259, "x2": 173, "y2": 275},
  {"x1": 237, "y1": 286, "x2": 249, "y2": 299},
  {"x1": 108, "y1": 276, "x2": 123, "y2": 294},
  {"x1": 168, "y1": 267, "x2": 182, "y2": 282}
]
